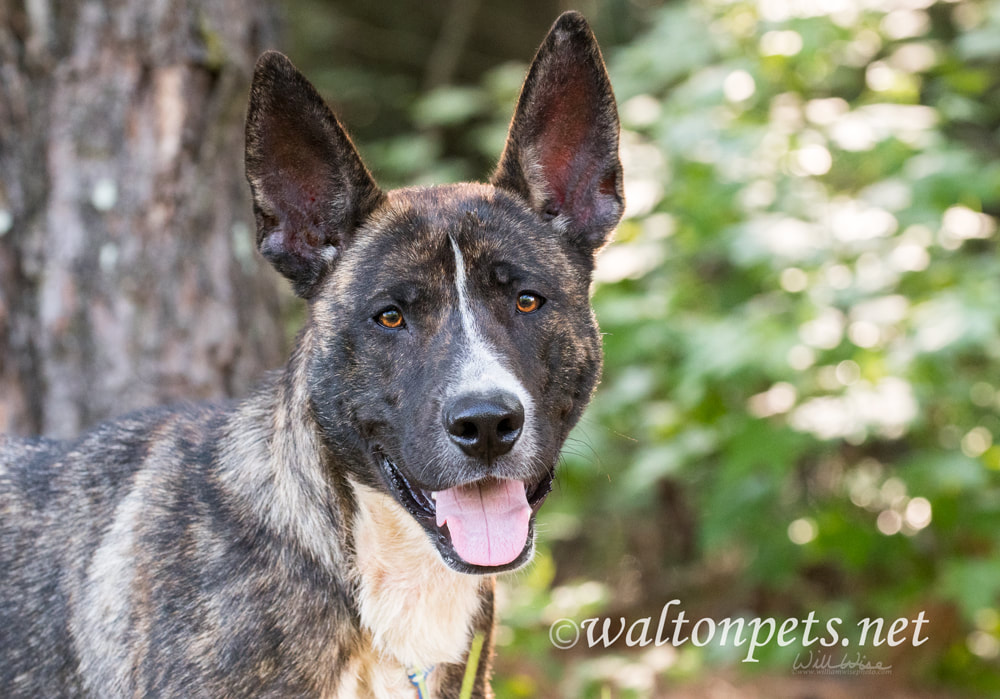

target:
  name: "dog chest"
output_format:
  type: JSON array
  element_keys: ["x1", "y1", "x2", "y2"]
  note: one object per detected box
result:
[{"x1": 350, "y1": 484, "x2": 486, "y2": 676}]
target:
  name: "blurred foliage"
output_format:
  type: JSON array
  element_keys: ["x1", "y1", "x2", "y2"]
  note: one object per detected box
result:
[{"x1": 289, "y1": 0, "x2": 1000, "y2": 695}]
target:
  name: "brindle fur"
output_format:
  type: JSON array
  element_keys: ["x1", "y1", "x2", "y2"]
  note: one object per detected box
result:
[{"x1": 0, "y1": 11, "x2": 622, "y2": 697}]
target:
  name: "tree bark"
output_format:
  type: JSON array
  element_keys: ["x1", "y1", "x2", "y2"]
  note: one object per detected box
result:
[{"x1": 0, "y1": 0, "x2": 284, "y2": 438}]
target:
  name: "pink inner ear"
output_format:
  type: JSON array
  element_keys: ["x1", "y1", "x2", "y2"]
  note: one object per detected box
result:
[
  {"x1": 274, "y1": 175, "x2": 327, "y2": 250},
  {"x1": 534, "y1": 70, "x2": 602, "y2": 220},
  {"x1": 257, "y1": 111, "x2": 339, "y2": 254}
]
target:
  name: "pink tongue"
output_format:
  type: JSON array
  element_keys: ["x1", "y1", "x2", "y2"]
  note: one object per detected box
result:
[{"x1": 434, "y1": 479, "x2": 531, "y2": 567}]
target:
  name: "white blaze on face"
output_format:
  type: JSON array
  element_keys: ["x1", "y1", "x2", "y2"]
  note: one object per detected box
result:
[
  {"x1": 437, "y1": 236, "x2": 536, "y2": 567},
  {"x1": 447, "y1": 235, "x2": 534, "y2": 423}
]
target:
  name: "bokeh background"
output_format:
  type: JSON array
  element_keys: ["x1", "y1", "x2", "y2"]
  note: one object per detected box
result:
[
  {"x1": 282, "y1": 1, "x2": 1000, "y2": 695},
  {"x1": 3, "y1": 0, "x2": 1000, "y2": 696}
]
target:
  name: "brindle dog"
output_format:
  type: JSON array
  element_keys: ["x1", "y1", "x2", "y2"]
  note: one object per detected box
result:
[{"x1": 0, "y1": 11, "x2": 623, "y2": 697}]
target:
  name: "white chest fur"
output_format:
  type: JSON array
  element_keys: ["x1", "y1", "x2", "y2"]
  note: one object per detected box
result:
[{"x1": 350, "y1": 484, "x2": 485, "y2": 674}]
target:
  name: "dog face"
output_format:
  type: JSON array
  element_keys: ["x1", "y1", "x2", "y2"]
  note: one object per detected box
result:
[
  {"x1": 245, "y1": 12, "x2": 623, "y2": 574},
  {"x1": 306, "y1": 184, "x2": 605, "y2": 573}
]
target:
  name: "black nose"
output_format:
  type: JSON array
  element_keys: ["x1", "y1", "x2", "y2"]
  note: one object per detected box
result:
[{"x1": 443, "y1": 390, "x2": 525, "y2": 460}]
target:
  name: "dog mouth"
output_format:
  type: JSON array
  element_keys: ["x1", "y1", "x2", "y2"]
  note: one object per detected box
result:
[{"x1": 376, "y1": 450, "x2": 553, "y2": 572}]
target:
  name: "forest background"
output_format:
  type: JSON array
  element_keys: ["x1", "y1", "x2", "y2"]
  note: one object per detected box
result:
[{"x1": 2, "y1": 0, "x2": 999, "y2": 696}]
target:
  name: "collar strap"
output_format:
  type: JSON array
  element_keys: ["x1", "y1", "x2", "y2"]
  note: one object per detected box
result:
[{"x1": 407, "y1": 665, "x2": 434, "y2": 698}]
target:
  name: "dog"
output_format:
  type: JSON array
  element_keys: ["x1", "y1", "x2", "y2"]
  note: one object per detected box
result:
[{"x1": 0, "y1": 11, "x2": 622, "y2": 697}]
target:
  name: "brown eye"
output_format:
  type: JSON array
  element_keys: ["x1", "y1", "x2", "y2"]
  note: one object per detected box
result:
[
  {"x1": 516, "y1": 292, "x2": 544, "y2": 314},
  {"x1": 376, "y1": 308, "x2": 405, "y2": 329}
]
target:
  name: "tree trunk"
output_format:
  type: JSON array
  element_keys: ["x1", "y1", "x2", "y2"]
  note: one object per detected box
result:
[{"x1": 0, "y1": 0, "x2": 286, "y2": 437}]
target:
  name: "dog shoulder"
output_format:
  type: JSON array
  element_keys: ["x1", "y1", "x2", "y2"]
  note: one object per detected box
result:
[{"x1": 0, "y1": 405, "x2": 238, "y2": 693}]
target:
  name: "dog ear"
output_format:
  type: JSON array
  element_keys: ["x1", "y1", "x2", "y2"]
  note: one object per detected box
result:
[
  {"x1": 491, "y1": 12, "x2": 624, "y2": 254},
  {"x1": 245, "y1": 51, "x2": 384, "y2": 298}
]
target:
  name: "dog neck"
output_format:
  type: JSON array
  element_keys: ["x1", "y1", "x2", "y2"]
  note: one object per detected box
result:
[
  {"x1": 217, "y1": 349, "x2": 353, "y2": 573},
  {"x1": 350, "y1": 483, "x2": 487, "y2": 670}
]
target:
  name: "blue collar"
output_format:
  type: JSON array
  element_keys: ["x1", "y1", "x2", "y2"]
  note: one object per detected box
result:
[{"x1": 407, "y1": 665, "x2": 435, "y2": 698}]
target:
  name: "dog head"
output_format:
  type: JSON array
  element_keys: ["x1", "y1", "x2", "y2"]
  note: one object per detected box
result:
[{"x1": 245, "y1": 12, "x2": 622, "y2": 574}]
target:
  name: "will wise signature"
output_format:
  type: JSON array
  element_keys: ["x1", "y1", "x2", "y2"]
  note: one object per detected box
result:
[{"x1": 793, "y1": 651, "x2": 893, "y2": 675}]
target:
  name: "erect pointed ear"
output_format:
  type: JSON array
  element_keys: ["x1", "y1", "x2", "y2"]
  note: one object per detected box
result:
[
  {"x1": 245, "y1": 51, "x2": 385, "y2": 298},
  {"x1": 491, "y1": 12, "x2": 624, "y2": 254}
]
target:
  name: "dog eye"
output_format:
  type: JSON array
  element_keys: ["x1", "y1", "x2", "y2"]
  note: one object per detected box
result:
[
  {"x1": 376, "y1": 307, "x2": 405, "y2": 329},
  {"x1": 516, "y1": 292, "x2": 544, "y2": 314}
]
